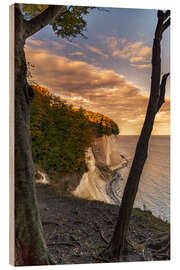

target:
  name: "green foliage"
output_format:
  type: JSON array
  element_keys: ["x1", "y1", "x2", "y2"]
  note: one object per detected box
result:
[
  {"x1": 22, "y1": 4, "x2": 48, "y2": 19},
  {"x1": 30, "y1": 85, "x2": 119, "y2": 181},
  {"x1": 51, "y1": 6, "x2": 94, "y2": 39},
  {"x1": 22, "y1": 4, "x2": 95, "y2": 39}
]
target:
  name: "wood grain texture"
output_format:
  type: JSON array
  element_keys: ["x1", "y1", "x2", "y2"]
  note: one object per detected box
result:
[{"x1": 9, "y1": 4, "x2": 15, "y2": 266}]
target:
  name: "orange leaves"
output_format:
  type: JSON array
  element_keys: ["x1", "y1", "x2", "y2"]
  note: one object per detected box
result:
[{"x1": 30, "y1": 85, "x2": 119, "y2": 181}]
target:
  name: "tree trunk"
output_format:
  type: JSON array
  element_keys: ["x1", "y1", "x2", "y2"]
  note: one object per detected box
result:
[
  {"x1": 12, "y1": 3, "x2": 92, "y2": 265},
  {"x1": 12, "y1": 4, "x2": 69, "y2": 265},
  {"x1": 14, "y1": 6, "x2": 51, "y2": 266},
  {"x1": 107, "y1": 10, "x2": 170, "y2": 259}
]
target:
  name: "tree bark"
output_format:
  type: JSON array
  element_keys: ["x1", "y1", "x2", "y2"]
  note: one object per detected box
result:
[
  {"x1": 25, "y1": 5, "x2": 66, "y2": 38},
  {"x1": 107, "y1": 10, "x2": 170, "y2": 259},
  {"x1": 13, "y1": 4, "x2": 63, "y2": 265}
]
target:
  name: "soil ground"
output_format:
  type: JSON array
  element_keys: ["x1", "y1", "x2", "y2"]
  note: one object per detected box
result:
[{"x1": 36, "y1": 183, "x2": 170, "y2": 265}]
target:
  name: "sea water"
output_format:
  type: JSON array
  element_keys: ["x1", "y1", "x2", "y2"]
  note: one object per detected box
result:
[{"x1": 115, "y1": 135, "x2": 170, "y2": 223}]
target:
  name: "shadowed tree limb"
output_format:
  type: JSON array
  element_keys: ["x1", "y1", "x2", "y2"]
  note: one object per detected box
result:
[
  {"x1": 156, "y1": 10, "x2": 170, "y2": 40},
  {"x1": 157, "y1": 73, "x2": 170, "y2": 112},
  {"x1": 162, "y1": 18, "x2": 170, "y2": 33},
  {"x1": 164, "y1": 10, "x2": 170, "y2": 19},
  {"x1": 25, "y1": 5, "x2": 66, "y2": 38}
]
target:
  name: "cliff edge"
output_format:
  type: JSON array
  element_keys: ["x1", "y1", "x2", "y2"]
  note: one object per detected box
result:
[{"x1": 72, "y1": 135, "x2": 125, "y2": 202}]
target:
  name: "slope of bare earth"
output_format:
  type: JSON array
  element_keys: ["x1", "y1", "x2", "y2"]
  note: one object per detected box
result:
[{"x1": 36, "y1": 183, "x2": 170, "y2": 264}]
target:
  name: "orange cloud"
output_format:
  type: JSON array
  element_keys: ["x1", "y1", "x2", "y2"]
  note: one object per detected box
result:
[
  {"x1": 25, "y1": 42, "x2": 170, "y2": 135},
  {"x1": 86, "y1": 44, "x2": 109, "y2": 59},
  {"x1": 105, "y1": 36, "x2": 152, "y2": 69},
  {"x1": 70, "y1": 51, "x2": 86, "y2": 57},
  {"x1": 131, "y1": 63, "x2": 152, "y2": 69},
  {"x1": 26, "y1": 38, "x2": 65, "y2": 51}
]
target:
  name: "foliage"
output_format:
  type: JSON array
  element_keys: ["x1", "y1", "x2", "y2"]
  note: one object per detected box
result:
[
  {"x1": 30, "y1": 85, "x2": 119, "y2": 181},
  {"x1": 22, "y1": 4, "x2": 95, "y2": 39},
  {"x1": 22, "y1": 4, "x2": 49, "y2": 19},
  {"x1": 83, "y1": 109, "x2": 119, "y2": 136},
  {"x1": 51, "y1": 6, "x2": 94, "y2": 39}
]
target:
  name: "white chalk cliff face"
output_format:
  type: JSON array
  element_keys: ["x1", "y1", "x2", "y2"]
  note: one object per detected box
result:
[
  {"x1": 72, "y1": 147, "x2": 110, "y2": 202},
  {"x1": 93, "y1": 135, "x2": 124, "y2": 170},
  {"x1": 72, "y1": 135, "x2": 124, "y2": 202}
]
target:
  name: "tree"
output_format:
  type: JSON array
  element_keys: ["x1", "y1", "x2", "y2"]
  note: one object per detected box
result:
[
  {"x1": 12, "y1": 4, "x2": 94, "y2": 265},
  {"x1": 105, "y1": 10, "x2": 170, "y2": 259}
]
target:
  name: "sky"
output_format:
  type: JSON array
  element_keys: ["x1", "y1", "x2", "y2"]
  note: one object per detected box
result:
[{"x1": 25, "y1": 6, "x2": 170, "y2": 135}]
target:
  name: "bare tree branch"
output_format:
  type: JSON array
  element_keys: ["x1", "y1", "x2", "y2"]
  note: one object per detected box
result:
[
  {"x1": 162, "y1": 18, "x2": 170, "y2": 33},
  {"x1": 157, "y1": 73, "x2": 170, "y2": 112},
  {"x1": 164, "y1": 10, "x2": 170, "y2": 19},
  {"x1": 155, "y1": 10, "x2": 170, "y2": 40},
  {"x1": 25, "y1": 5, "x2": 67, "y2": 38}
]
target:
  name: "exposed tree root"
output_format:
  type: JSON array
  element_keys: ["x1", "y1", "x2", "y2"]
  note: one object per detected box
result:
[{"x1": 94, "y1": 223, "x2": 109, "y2": 245}]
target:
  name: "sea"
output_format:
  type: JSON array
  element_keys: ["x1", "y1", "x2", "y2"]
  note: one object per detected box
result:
[{"x1": 115, "y1": 135, "x2": 170, "y2": 223}]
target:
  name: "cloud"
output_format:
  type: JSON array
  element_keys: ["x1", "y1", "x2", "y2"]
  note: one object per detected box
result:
[
  {"x1": 57, "y1": 94, "x2": 90, "y2": 106},
  {"x1": 25, "y1": 42, "x2": 170, "y2": 135},
  {"x1": 26, "y1": 39, "x2": 44, "y2": 47},
  {"x1": 70, "y1": 51, "x2": 86, "y2": 57},
  {"x1": 105, "y1": 36, "x2": 152, "y2": 69},
  {"x1": 131, "y1": 63, "x2": 152, "y2": 69},
  {"x1": 130, "y1": 56, "x2": 146, "y2": 63},
  {"x1": 86, "y1": 44, "x2": 109, "y2": 59},
  {"x1": 61, "y1": 38, "x2": 82, "y2": 49},
  {"x1": 26, "y1": 38, "x2": 65, "y2": 51}
]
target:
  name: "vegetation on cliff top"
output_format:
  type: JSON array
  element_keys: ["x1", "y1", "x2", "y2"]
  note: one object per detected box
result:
[{"x1": 30, "y1": 85, "x2": 119, "y2": 181}]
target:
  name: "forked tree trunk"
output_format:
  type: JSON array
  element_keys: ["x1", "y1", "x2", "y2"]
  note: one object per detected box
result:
[
  {"x1": 107, "y1": 10, "x2": 170, "y2": 258},
  {"x1": 13, "y1": 4, "x2": 65, "y2": 265},
  {"x1": 14, "y1": 7, "x2": 51, "y2": 266}
]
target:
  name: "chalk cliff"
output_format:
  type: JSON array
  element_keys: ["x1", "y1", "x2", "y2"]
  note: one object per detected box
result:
[
  {"x1": 35, "y1": 135, "x2": 125, "y2": 203},
  {"x1": 72, "y1": 135, "x2": 125, "y2": 202}
]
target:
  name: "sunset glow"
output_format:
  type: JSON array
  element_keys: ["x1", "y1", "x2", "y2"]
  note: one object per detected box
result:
[{"x1": 25, "y1": 7, "x2": 170, "y2": 135}]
